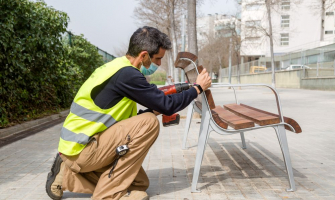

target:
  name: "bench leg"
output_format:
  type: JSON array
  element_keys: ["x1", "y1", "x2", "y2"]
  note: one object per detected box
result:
[
  {"x1": 191, "y1": 111, "x2": 211, "y2": 193},
  {"x1": 274, "y1": 125, "x2": 296, "y2": 192},
  {"x1": 240, "y1": 132, "x2": 247, "y2": 149},
  {"x1": 182, "y1": 101, "x2": 195, "y2": 150},
  {"x1": 198, "y1": 116, "x2": 204, "y2": 138}
]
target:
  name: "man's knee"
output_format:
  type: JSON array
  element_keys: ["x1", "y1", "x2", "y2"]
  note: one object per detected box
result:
[{"x1": 140, "y1": 112, "x2": 159, "y2": 137}]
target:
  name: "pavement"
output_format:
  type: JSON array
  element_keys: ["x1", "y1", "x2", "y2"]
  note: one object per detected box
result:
[{"x1": 0, "y1": 87, "x2": 335, "y2": 200}]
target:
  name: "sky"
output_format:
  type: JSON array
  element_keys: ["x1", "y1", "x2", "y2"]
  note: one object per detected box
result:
[{"x1": 40, "y1": 0, "x2": 238, "y2": 55}]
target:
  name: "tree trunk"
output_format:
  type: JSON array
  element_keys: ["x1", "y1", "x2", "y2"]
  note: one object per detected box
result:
[
  {"x1": 187, "y1": 0, "x2": 198, "y2": 58},
  {"x1": 236, "y1": 55, "x2": 240, "y2": 84},
  {"x1": 218, "y1": 55, "x2": 222, "y2": 83},
  {"x1": 266, "y1": 0, "x2": 276, "y2": 88},
  {"x1": 167, "y1": 50, "x2": 175, "y2": 83},
  {"x1": 320, "y1": 0, "x2": 325, "y2": 41},
  {"x1": 168, "y1": 0, "x2": 179, "y2": 82}
]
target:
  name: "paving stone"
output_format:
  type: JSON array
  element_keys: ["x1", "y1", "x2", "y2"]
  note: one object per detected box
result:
[{"x1": 1, "y1": 88, "x2": 335, "y2": 199}]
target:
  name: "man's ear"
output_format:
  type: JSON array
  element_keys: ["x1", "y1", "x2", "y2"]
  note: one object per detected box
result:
[{"x1": 138, "y1": 51, "x2": 148, "y2": 62}]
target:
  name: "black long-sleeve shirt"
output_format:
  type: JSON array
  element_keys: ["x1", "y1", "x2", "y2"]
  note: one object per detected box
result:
[{"x1": 91, "y1": 66, "x2": 198, "y2": 116}]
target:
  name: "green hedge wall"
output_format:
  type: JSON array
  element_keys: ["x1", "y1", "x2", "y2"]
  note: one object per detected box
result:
[{"x1": 0, "y1": 0, "x2": 104, "y2": 127}]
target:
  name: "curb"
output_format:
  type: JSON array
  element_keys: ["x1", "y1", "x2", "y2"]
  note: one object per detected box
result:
[{"x1": 0, "y1": 110, "x2": 69, "y2": 139}]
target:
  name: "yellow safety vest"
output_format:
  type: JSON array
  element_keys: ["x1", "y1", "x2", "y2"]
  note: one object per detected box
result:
[{"x1": 58, "y1": 56, "x2": 138, "y2": 156}]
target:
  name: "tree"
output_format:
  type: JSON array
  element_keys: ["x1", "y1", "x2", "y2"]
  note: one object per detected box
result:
[
  {"x1": 187, "y1": 0, "x2": 198, "y2": 58},
  {"x1": 228, "y1": 22, "x2": 243, "y2": 85},
  {"x1": 309, "y1": 0, "x2": 335, "y2": 41},
  {"x1": 265, "y1": 0, "x2": 276, "y2": 87},
  {"x1": 134, "y1": 0, "x2": 186, "y2": 82},
  {"x1": 0, "y1": 0, "x2": 104, "y2": 127},
  {"x1": 198, "y1": 14, "x2": 241, "y2": 83},
  {"x1": 241, "y1": 0, "x2": 301, "y2": 88},
  {"x1": 113, "y1": 42, "x2": 128, "y2": 57},
  {"x1": 198, "y1": 34, "x2": 229, "y2": 79},
  {"x1": 168, "y1": 0, "x2": 179, "y2": 82}
]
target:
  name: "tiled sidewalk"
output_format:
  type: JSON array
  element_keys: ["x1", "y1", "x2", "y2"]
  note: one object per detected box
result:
[{"x1": 0, "y1": 88, "x2": 334, "y2": 200}]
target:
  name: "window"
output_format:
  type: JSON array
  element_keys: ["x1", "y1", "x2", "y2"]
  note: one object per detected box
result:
[
  {"x1": 307, "y1": 55, "x2": 318, "y2": 64},
  {"x1": 292, "y1": 65, "x2": 302, "y2": 69},
  {"x1": 281, "y1": 15, "x2": 290, "y2": 27},
  {"x1": 245, "y1": 37, "x2": 260, "y2": 41},
  {"x1": 324, "y1": 51, "x2": 335, "y2": 62},
  {"x1": 325, "y1": 30, "x2": 334, "y2": 34},
  {"x1": 245, "y1": 20, "x2": 261, "y2": 27},
  {"x1": 281, "y1": 0, "x2": 290, "y2": 10},
  {"x1": 280, "y1": 33, "x2": 289, "y2": 46},
  {"x1": 326, "y1": 12, "x2": 334, "y2": 16},
  {"x1": 246, "y1": 4, "x2": 261, "y2": 11}
]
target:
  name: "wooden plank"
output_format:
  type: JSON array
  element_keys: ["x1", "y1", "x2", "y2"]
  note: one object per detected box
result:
[
  {"x1": 212, "y1": 106, "x2": 254, "y2": 130},
  {"x1": 224, "y1": 104, "x2": 280, "y2": 126},
  {"x1": 205, "y1": 90, "x2": 215, "y2": 110},
  {"x1": 197, "y1": 65, "x2": 204, "y2": 73},
  {"x1": 193, "y1": 89, "x2": 214, "y2": 111},
  {"x1": 211, "y1": 111, "x2": 228, "y2": 129},
  {"x1": 174, "y1": 52, "x2": 198, "y2": 69},
  {"x1": 240, "y1": 104, "x2": 302, "y2": 133},
  {"x1": 184, "y1": 65, "x2": 203, "y2": 84}
]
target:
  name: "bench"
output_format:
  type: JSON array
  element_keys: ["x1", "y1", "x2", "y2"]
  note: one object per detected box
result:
[{"x1": 174, "y1": 52, "x2": 302, "y2": 193}]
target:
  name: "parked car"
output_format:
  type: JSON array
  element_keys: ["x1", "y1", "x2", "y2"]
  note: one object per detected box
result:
[
  {"x1": 285, "y1": 65, "x2": 311, "y2": 70},
  {"x1": 249, "y1": 66, "x2": 267, "y2": 74}
]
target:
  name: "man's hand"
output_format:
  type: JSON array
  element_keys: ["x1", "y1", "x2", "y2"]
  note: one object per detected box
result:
[
  {"x1": 194, "y1": 68, "x2": 212, "y2": 94},
  {"x1": 153, "y1": 110, "x2": 160, "y2": 116}
]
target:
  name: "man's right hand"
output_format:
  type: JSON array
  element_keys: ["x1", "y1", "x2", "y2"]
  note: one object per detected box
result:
[{"x1": 194, "y1": 68, "x2": 212, "y2": 94}]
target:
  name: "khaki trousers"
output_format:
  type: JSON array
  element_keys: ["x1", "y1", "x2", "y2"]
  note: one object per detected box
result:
[{"x1": 60, "y1": 112, "x2": 160, "y2": 200}]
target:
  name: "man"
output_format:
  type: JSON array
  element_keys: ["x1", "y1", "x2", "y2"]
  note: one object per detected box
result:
[{"x1": 46, "y1": 26, "x2": 211, "y2": 200}]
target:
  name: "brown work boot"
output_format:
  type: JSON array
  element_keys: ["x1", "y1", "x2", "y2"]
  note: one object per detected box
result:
[
  {"x1": 120, "y1": 190, "x2": 149, "y2": 200},
  {"x1": 46, "y1": 153, "x2": 65, "y2": 200}
]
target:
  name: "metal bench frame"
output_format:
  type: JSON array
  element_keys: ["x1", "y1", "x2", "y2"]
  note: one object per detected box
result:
[{"x1": 179, "y1": 57, "x2": 297, "y2": 193}]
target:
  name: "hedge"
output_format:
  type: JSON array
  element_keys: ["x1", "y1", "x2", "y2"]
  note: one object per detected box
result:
[{"x1": 0, "y1": 0, "x2": 104, "y2": 127}]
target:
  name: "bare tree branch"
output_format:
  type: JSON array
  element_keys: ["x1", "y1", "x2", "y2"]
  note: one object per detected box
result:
[{"x1": 134, "y1": 0, "x2": 187, "y2": 82}]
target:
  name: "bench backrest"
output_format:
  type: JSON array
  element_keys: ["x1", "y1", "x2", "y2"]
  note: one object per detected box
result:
[
  {"x1": 175, "y1": 52, "x2": 231, "y2": 129},
  {"x1": 174, "y1": 52, "x2": 216, "y2": 111}
]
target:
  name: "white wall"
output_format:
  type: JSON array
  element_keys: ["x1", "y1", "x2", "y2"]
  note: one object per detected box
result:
[{"x1": 240, "y1": 0, "x2": 323, "y2": 57}]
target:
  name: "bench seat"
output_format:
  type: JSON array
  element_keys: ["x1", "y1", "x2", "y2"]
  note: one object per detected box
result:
[
  {"x1": 224, "y1": 103, "x2": 280, "y2": 126},
  {"x1": 212, "y1": 106, "x2": 254, "y2": 130}
]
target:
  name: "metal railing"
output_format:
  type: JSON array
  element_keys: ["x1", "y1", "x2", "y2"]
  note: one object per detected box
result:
[{"x1": 222, "y1": 43, "x2": 335, "y2": 79}]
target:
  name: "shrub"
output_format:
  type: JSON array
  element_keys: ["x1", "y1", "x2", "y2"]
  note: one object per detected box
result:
[
  {"x1": 149, "y1": 71, "x2": 166, "y2": 83},
  {"x1": 0, "y1": 0, "x2": 104, "y2": 127}
]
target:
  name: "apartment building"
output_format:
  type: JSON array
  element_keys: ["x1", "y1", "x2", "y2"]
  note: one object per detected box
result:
[
  {"x1": 197, "y1": 13, "x2": 240, "y2": 50},
  {"x1": 240, "y1": 0, "x2": 335, "y2": 61}
]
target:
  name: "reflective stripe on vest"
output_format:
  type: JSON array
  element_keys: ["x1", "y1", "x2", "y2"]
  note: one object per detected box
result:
[
  {"x1": 60, "y1": 127, "x2": 90, "y2": 145},
  {"x1": 70, "y1": 101, "x2": 116, "y2": 128}
]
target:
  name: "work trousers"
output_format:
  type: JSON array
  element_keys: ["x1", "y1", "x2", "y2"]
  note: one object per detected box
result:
[{"x1": 60, "y1": 112, "x2": 160, "y2": 200}]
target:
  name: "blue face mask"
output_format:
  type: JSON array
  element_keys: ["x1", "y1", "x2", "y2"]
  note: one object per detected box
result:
[
  {"x1": 140, "y1": 56, "x2": 159, "y2": 76},
  {"x1": 140, "y1": 63, "x2": 158, "y2": 76}
]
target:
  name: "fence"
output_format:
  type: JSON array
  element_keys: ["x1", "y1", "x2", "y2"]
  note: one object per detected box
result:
[
  {"x1": 63, "y1": 31, "x2": 115, "y2": 63},
  {"x1": 222, "y1": 43, "x2": 335, "y2": 79}
]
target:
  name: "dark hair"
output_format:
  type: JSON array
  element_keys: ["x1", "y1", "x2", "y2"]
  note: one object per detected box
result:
[{"x1": 126, "y1": 26, "x2": 172, "y2": 58}]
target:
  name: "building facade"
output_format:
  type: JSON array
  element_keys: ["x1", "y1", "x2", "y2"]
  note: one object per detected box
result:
[
  {"x1": 240, "y1": 0, "x2": 335, "y2": 61},
  {"x1": 197, "y1": 14, "x2": 240, "y2": 50}
]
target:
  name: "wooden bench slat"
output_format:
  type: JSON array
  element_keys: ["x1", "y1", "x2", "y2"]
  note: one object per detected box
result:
[
  {"x1": 212, "y1": 106, "x2": 254, "y2": 130},
  {"x1": 212, "y1": 112, "x2": 228, "y2": 129},
  {"x1": 205, "y1": 90, "x2": 215, "y2": 110},
  {"x1": 240, "y1": 104, "x2": 302, "y2": 133},
  {"x1": 224, "y1": 104, "x2": 280, "y2": 126}
]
